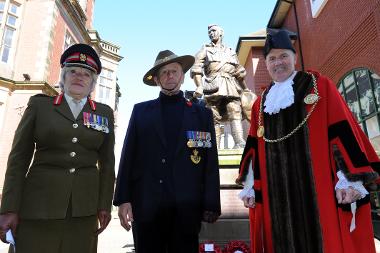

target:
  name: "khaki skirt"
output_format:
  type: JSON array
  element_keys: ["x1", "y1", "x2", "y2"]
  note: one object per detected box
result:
[{"x1": 9, "y1": 214, "x2": 97, "y2": 253}]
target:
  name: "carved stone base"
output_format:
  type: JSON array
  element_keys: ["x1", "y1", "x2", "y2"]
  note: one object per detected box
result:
[
  {"x1": 199, "y1": 219, "x2": 250, "y2": 247},
  {"x1": 199, "y1": 149, "x2": 250, "y2": 248}
]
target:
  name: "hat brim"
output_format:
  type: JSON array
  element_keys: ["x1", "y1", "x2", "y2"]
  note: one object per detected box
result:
[
  {"x1": 63, "y1": 62, "x2": 98, "y2": 74},
  {"x1": 143, "y1": 55, "x2": 195, "y2": 86}
]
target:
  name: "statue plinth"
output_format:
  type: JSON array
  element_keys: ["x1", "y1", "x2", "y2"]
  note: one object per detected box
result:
[{"x1": 199, "y1": 148, "x2": 250, "y2": 247}]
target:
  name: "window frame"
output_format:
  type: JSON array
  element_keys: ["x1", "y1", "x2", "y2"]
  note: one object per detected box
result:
[
  {"x1": 97, "y1": 68, "x2": 114, "y2": 105},
  {"x1": 310, "y1": 0, "x2": 329, "y2": 18},
  {"x1": 0, "y1": 0, "x2": 20, "y2": 63},
  {"x1": 338, "y1": 68, "x2": 380, "y2": 137}
]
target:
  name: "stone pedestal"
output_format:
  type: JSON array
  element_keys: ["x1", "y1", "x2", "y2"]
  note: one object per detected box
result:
[{"x1": 199, "y1": 149, "x2": 250, "y2": 248}]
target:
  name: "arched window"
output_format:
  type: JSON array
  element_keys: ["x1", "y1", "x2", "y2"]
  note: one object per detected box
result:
[{"x1": 338, "y1": 68, "x2": 380, "y2": 143}]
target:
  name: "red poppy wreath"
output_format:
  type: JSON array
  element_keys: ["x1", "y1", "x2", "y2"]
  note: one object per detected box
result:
[{"x1": 223, "y1": 240, "x2": 250, "y2": 253}]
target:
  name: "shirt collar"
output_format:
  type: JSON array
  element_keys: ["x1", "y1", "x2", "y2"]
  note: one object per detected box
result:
[{"x1": 64, "y1": 93, "x2": 87, "y2": 106}]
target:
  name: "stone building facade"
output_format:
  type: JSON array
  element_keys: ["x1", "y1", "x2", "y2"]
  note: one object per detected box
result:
[{"x1": 0, "y1": 0, "x2": 122, "y2": 190}]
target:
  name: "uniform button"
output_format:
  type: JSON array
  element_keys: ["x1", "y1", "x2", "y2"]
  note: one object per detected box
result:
[
  {"x1": 73, "y1": 123, "x2": 78, "y2": 128},
  {"x1": 161, "y1": 158, "x2": 166, "y2": 163},
  {"x1": 69, "y1": 168, "x2": 76, "y2": 173},
  {"x1": 72, "y1": 137, "x2": 78, "y2": 143},
  {"x1": 159, "y1": 179, "x2": 163, "y2": 184},
  {"x1": 70, "y1": 151, "x2": 76, "y2": 157}
]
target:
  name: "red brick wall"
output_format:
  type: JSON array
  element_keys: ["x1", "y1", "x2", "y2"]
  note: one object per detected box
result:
[
  {"x1": 244, "y1": 50, "x2": 255, "y2": 90},
  {"x1": 282, "y1": 0, "x2": 380, "y2": 83},
  {"x1": 250, "y1": 48, "x2": 271, "y2": 93}
]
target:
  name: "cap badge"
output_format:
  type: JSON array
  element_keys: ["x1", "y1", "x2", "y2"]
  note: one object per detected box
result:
[{"x1": 79, "y1": 53, "x2": 87, "y2": 62}]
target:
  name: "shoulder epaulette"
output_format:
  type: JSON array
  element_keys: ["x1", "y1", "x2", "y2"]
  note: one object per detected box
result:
[
  {"x1": 53, "y1": 93, "x2": 64, "y2": 105},
  {"x1": 87, "y1": 97, "x2": 96, "y2": 111}
]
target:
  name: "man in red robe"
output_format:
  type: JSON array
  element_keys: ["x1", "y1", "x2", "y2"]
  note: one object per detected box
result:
[{"x1": 236, "y1": 30, "x2": 379, "y2": 253}]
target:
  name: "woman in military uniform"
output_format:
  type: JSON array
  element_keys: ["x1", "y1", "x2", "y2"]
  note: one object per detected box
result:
[{"x1": 0, "y1": 44, "x2": 115, "y2": 253}]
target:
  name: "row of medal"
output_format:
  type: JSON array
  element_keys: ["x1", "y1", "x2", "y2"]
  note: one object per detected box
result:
[
  {"x1": 186, "y1": 131, "x2": 212, "y2": 148},
  {"x1": 83, "y1": 112, "x2": 110, "y2": 133}
]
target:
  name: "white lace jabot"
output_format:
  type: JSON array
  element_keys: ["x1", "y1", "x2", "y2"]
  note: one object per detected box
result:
[{"x1": 264, "y1": 71, "x2": 297, "y2": 115}]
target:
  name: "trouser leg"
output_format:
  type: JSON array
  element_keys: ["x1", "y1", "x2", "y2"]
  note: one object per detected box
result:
[
  {"x1": 227, "y1": 100, "x2": 246, "y2": 149},
  {"x1": 206, "y1": 102, "x2": 222, "y2": 149}
]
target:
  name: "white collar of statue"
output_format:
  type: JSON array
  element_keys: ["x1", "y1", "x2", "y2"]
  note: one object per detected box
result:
[
  {"x1": 210, "y1": 42, "x2": 224, "y2": 48},
  {"x1": 264, "y1": 71, "x2": 297, "y2": 115}
]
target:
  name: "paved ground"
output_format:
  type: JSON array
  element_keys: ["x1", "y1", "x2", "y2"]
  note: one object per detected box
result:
[
  {"x1": 0, "y1": 212, "x2": 378, "y2": 252},
  {"x1": 97, "y1": 212, "x2": 134, "y2": 253}
]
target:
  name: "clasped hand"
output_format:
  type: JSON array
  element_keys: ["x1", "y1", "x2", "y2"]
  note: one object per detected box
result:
[{"x1": 336, "y1": 187, "x2": 362, "y2": 204}]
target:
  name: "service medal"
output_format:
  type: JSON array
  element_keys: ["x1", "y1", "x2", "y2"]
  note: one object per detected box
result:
[
  {"x1": 304, "y1": 94, "x2": 319, "y2": 105},
  {"x1": 257, "y1": 126, "x2": 264, "y2": 138},
  {"x1": 206, "y1": 132, "x2": 211, "y2": 141},
  {"x1": 190, "y1": 149, "x2": 201, "y2": 164}
]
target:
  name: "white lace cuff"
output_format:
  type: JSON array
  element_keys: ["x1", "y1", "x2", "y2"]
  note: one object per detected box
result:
[
  {"x1": 335, "y1": 170, "x2": 368, "y2": 232},
  {"x1": 238, "y1": 187, "x2": 255, "y2": 200},
  {"x1": 335, "y1": 171, "x2": 368, "y2": 198},
  {"x1": 238, "y1": 160, "x2": 255, "y2": 200}
]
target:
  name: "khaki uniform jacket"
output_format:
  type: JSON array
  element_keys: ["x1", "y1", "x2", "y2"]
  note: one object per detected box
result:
[
  {"x1": 0, "y1": 94, "x2": 115, "y2": 219},
  {"x1": 191, "y1": 43, "x2": 246, "y2": 98}
]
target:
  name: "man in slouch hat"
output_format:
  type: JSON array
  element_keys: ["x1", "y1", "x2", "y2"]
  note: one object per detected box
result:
[{"x1": 114, "y1": 50, "x2": 221, "y2": 253}]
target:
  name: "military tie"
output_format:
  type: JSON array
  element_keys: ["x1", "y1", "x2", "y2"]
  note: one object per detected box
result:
[{"x1": 72, "y1": 99, "x2": 82, "y2": 119}]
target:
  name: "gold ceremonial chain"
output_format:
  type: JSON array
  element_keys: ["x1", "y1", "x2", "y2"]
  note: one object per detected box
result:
[{"x1": 257, "y1": 73, "x2": 320, "y2": 143}]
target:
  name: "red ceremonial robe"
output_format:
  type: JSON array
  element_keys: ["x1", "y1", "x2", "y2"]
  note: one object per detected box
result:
[{"x1": 237, "y1": 71, "x2": 379, "y2": 253}]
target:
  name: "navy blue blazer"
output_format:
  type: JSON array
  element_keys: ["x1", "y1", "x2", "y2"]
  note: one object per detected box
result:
[{"x1": 114, "y1": 95, "x2": 221, "y2": 232}]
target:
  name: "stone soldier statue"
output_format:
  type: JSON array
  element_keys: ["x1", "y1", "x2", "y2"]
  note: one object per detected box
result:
[{"x1": 191, "y1": 24, "x2": 251, "y2": 149}]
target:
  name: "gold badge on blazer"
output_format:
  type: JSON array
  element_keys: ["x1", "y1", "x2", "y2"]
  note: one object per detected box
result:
[{"x1": 190, "y1": 149, "x2": 201, "y2": 164}]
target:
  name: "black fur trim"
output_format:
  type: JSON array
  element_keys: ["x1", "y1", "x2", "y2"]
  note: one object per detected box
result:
[
  {"x1": 237, "y1": 136, "x2": 258, "y2": 184},
  {"x1": 332, "y1": 144, "x2": 379, "y2": 184},
  {"x1": 263, "y1": 71, "x2": 323, "y2": 252},
  {"x1": 255, "y1": 190, "x2": 263, "y2": 203},
  {"x1": 371, "y1": 162, "x2": 380, "y2": 174},
  {"x1": 338, "y1": 194, "x2": 370, "y2": 211},
  {"x1": 329, "y1": 121, "x2": 368, "y2": 167}
]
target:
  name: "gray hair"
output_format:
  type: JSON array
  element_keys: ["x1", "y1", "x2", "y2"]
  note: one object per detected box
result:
[{"x1": 58, "y1": 66, "x2": 98, "y2": 95}]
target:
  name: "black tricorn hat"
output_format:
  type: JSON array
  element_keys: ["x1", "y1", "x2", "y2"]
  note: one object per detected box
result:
[
  {"x1": 143, "y1": 50, "x2": 195, "y2": 86},
  {"x1": 60, "y1": 43, "x2": 102, "y2": 74},
  {"x1": 263, "y1": 29, "x2": 296, "y2": 58}
]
